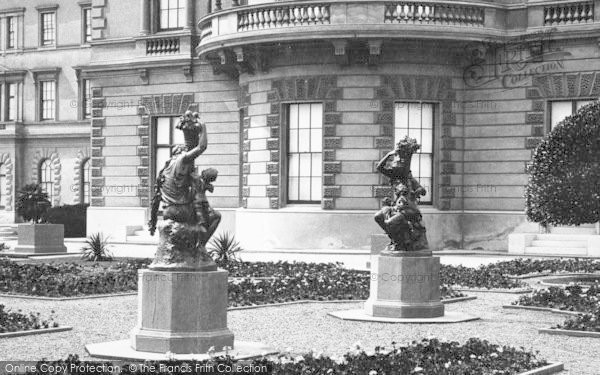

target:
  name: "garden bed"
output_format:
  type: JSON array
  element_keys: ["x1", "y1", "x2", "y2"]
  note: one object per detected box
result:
[
  {"x1": 511, "y1": 285, "x2": 599, "y2": 313},
  {"x1": 36, "y1": 338, "x2": 562, "y2": 375},
  {"x1": 0, "y1": 304, "x2": 68, "y2": 337}
]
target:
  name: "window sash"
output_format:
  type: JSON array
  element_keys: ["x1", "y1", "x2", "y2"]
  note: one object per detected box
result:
[
  {"x1": 7, "y1": 17, "x2": 16, "y2": 49},
  {"x1": 159, "y1": 0, "x2": 184, "y2": 30},
  {"x1": 287, "y1": 103, "x2": 323, "y2": 203},
  {"x1": 40, "y1": 81, "x2": 56, "y2": 120},
  {"x1": 41, "y1": 12, "x2": 56, "y2": 46},
  {"x1": 394, "y1": 102, "x2": 434, "y2": 204},
  {"x1": 83, "y1": 8, "x2": 92, "y2": 43},
  {"x1": 40, "y1": 160, "x2": 53, "y2": 202},
  {"x1": 7, "y1": 83, "x2": 16, "y2": 121},
  {"x1": 83, "y1": 79, "x2": 91, "y2": 119}
]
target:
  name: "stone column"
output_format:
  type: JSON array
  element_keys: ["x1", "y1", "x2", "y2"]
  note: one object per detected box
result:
[
  {"x1": 184, "y1": 0, "x2": 194, "y2": 30},
  {"x1": 140, "y1": 0, "x2": 151, "y2": 35}
]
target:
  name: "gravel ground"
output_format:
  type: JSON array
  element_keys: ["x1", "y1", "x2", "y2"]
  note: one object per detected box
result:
[{"x1": 0, "y1": 292, "x2": 597, "y2": 374}]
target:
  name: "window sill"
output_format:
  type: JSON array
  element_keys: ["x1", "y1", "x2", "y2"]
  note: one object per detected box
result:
[{"x1": 37, "y1": 45, "x2": 57, "y2": 51}]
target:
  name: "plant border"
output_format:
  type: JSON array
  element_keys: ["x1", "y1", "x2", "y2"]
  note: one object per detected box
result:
[
  {"x1": 539, "y1": 328, "x2": 600, "y2": 338},
  {"x1": 0, "y1": 326, "x2": 72, "y2": 339},
  {"x1": 502, "y1": 305, "x2": 583, "y2": 316}
]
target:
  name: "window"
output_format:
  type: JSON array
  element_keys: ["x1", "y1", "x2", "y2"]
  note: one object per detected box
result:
[
  {"x1": 159, "y1": 0, "x2": 185, "y2": 30},
  {"x1": 39, "y1": 159, "x2": 54, "y2": 202},
  {"x1": 287, "y1": 103, "x2": 322, "y2": 203},
  {"x1": 81, "y1": 158, "x2": 90, "y2": 204},
  {"x1": 6, "y1": 83, "x2": 16, "y2": 121},
  {"x1": 0, "y1": 163, "x2": 5, "y2": 209},
  {"x1": 82, "y1": 79, "x2": 92, "y2": 119},
  {"x1": 394, "y1": 102, "x2": 434, "y2": 204},
  {"x1": 41, "y1": 12, "x2": 56, "y2": 46},
  {"x1": 82, "y1": 7, "x2": 92, "y2": 43},
  {"x1": 154, "y1": 116, "x2": 185, "y2": 176},
  {"x1": 550, "y1": 100, "x2": 595, "y2": 129},
  {"x1": 6, "y1": 17, "x2": 16, "y2": 49},
  {"x1": 40, "y1": 81, "x2": 56, "y2": 120}
]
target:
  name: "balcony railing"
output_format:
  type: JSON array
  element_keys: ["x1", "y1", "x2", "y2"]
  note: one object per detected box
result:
[
  {"x1": 544, "y1": 2, "x2": 594, "y2": 26},
  {"x1": 384, "y1": 2, "x2": 485, "y2": 26},
  {"x1": 238, "y1": 4, "x2": 331, "y2": 31},
  {"x1": 146, "y1": 37, "x2": 180, "y2": 55}
]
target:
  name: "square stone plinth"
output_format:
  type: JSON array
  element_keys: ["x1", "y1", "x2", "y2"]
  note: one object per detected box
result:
[
  {"x1": 131, "y1": 269, "x2": 234, "y2": 354},
  {"x1": 365, "y1": 252, "x2": 444, "y2": 319},
  {"x1": 13, "y1": 224, "x2": 67, "y2": 254}
]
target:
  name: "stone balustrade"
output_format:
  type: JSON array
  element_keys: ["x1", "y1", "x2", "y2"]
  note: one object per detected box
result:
[
  {"x1": 146, "y1": 37, "x2": 181, "y2": 55},
  {"x1": 384, "y1": 2, "x2": 485, "y2": 26},
  {"x1": 238, "y1": 4, "x2": 331, "y2": 31},
  {"x1": 544, "y1": 2, "x2": 594, "y2": 25}
]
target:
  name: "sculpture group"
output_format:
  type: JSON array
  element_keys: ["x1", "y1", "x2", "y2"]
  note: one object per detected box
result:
[
  {"x1": 148, "y1": 110, "x2": 221, "y2": 269},
  {"x1": 374, "y1": 136, "x2": 429, "y2": 252}
]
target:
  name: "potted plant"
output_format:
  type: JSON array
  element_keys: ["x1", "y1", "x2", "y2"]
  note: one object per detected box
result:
[{"x1": 13, "y1": 184, "x2": 67, "y2": 255}]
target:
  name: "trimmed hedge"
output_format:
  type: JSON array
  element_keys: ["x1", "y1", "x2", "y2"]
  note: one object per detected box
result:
[
  {"x1": 525, "y1": 101, "x2": 600, "y2": 227},
  {"x1": 45, "y1": 204, "x2": 88, "y2": 237}
]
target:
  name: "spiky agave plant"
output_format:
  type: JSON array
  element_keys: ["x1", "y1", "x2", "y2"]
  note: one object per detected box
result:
[
  {"x1": 80, "y1": 232, "x2": 113, "y2": 261},
  {"x1": 207, "y1": 232, "x2": 242, "y2": 265}
]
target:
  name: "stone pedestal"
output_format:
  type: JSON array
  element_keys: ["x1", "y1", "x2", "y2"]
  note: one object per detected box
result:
[
  {"x1": 364, "y1": 250, "x2": 444, "y2": 319},
  {"x1": 130, "y1": 269, "x2": 234, "y2": 354},
  {"x1": 13, "y1": 224, "x2": 67, "y2": 254}
]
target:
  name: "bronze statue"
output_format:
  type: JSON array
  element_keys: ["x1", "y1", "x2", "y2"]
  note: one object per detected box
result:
[
  {"x1": 148, "y1": 111, "x2": 220, "y2": 270},
  {"x1": 374, "y1": 136, "x2": 428, "y2": 252}
]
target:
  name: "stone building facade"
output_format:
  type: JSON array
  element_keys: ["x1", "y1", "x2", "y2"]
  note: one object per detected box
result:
[{"x1": 2, "y1": 0, "x2": 600, "y2": 251}]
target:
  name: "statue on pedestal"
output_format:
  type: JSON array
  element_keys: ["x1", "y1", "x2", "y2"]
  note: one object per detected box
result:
[
  {"x1": 374, "y1": 136, "x2": 429, "y2": 252},
  {"x1": 148, "y1": 110, "x2": 220, "y2": 270}
]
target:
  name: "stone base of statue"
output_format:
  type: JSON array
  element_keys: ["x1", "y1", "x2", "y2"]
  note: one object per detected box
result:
[
  {"x1": 130, "y1": 268, "x2": 234, "y2": 353},
  {"x1": 329, "y1": 249, "x2": 479, "y2": 324},
  {"x1": 86, "y1": 219, "x2": 277, "y2": 360},
  {"x1": 364, "y1": 250, "x2": 444, "y2": 318}
]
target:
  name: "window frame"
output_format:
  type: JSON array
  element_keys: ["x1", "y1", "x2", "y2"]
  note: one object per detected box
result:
[
  {"x1": 548, "y1": 98, "x2": 596, "y2": 131},
  {"x1": 82, "y1": 6, "x2": 92, "y2": 44},
  {"x1": 39, "y1": 11, "x2": 57, "y2": 47},
  {"x1": 80, "y1": 157, "x2": 90, "y2": 204},
  {"x1": 81, "y1": 78, "x2": 92, "y2": 120},
  {"x1": 38, "y1": 158, "x2": 54, "y2": 203},
  {"x1": 158, "y1": 0, "x2": 185, "y2": 31},
  {"x1": 6, "y1": 16, "x2": 16, "y2": 49},
  {"x1": 0, "y1": 8, "x2": 24, "y2": 52},
  {"x1": 40, "y1": 80, "x2": 56, "y2": 121},
  {"x1": 285, "y1": 102, "x2": 324, "y2": 205},
  {"x1": 32, "y1": 68, "x2": 60, "y2": 122},
  {"x1": 393, "y1": 101, "x2": 436, "y2": 206},
  {"x1": 0, "y1": 71, "x2": 24, "y2": 123}
]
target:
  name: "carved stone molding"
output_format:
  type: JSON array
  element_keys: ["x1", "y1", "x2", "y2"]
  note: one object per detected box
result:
[
  {"x1": 0, "y1": 153, "x2": 14, "y2": 211},
  {"x1": 31, "y1": 149, "x2": 62, "y2": 207},
  {"x1": 72, "y1": 149, "x2": 90, "y2": 204}
]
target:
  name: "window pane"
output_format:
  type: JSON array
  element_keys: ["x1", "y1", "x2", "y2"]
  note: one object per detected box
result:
[
  {"x1": 298, "y1": 177, "x2": 310, "y2": 201},
  {"x1": 156, "y1": 148, "x2": 171, "y2": 176},
  {"x1": 551, "y1": 101, "x2": 573, "y2": 128},
  {"x1": 310, "y1": 103, "x2": 322, "y2": 128},
  {"x1": 298, "y1": 129, "x2": 310, "y2": 153},
  {"x1": 169, "y1": 10, "x2": 178, "y2": 28},
  {"x1": 156, "y1": 118, "x2": 171, "y2": 144},
  {"x1": 288, "y1": 153, "x2": 299, "y2": 177},
  {"x1": 299, "y1": 153, "x2": 311, "y2": 177},
  {"x1": 172, "y1": 120, "x2": 186, "y2": 145},
  {"x1": 288, "y1": 177, "x2": 299, "y2": 201},
  {"x1": 421, "y1": 103, "x2": 433, "y2": 128},
  {"x1": 419, "y1": 154, "x2": 433, "y2": 178},
  {"x1": 289, "y1": 105, "x2": 299, "y2": 129},
  {"x1": 576, "y1": 100, "x2": 593, "y2": 110},
  {"x1": 421, "y1": 129, "x2": 433, "y2": 153},
  {"x1": 7, "y1": 84, "x2": 16, "y2": 121},
  {"x1": 311, "y1": 177, "x2": 322, "y2": 201},
  {"x1": 310, "y1": 128, "x2": 322, "y2": 152},
  {"x1": 408, "y1": 103, "x2": 421, "y2": 129},
  {"x1": 311, "y1": 153, "x2": 322, "y2": 176},
  {"x1": 289, "y1": 129, "x2": 298, "y2": 153},
  {"x1": 395, "y1": 102, "x2": 409, "y2": 129},
  {"x1": 298, "y1": 104, "x2": 311, "y2": 128}
]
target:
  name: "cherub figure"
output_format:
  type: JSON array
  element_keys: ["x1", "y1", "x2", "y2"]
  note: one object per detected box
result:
[{"x1": 192, "y1": 168, "x2": 221, "y2": 247}]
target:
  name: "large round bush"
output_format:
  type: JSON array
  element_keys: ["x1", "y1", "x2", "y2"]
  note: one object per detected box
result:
[{"x1": 525, "y1": 101, "x2": 600, "y2": 227}]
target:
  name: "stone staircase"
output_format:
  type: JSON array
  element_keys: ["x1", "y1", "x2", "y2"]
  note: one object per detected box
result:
[{"x1": 509, "y1": 224, "x2": 600, "y2": 257}]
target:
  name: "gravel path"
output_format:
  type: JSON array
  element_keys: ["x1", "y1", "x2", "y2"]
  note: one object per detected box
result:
[{"x1": 0, "y1": 292, "x2": 596, "y2": 374}]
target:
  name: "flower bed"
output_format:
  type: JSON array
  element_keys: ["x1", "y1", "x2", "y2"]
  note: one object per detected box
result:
[
  {"x1": 0, "y1": 304, "x2": 58, "y2": 333},
  {"x1": 512, "y1": 284, "x2": 599, "y2": 313},
  {"x1": 554, "y1": 309, "x2": 600, "y2": 332},
  {"x1": 33, "y1": 339, "x2": 555, "y2": 375}
]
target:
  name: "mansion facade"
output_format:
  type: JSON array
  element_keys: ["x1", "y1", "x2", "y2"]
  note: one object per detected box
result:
[{"x1": 1, "y1": 0, "x2": 599, "y2": 251}]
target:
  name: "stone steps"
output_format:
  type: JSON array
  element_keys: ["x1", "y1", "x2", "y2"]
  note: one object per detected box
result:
[
  {"x1": 509, "y1": 229, "x2": 600, "y2": 257},
  {"x1": 530, "y1": 240, "x2": 588, "y2": 248},
  {"x1": 524, "y1": 246, "x2": 589, "y2": 256}
]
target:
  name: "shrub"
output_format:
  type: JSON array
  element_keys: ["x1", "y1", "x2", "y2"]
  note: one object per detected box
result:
[
  {"x1": 80, "y1": 233, "x2": 113, "y2": 261},
  {"x1": 0, "y1": 305, "x2": 59, "y2": 333},
  {"x1": 208, "y1": 232, "x2": 242, "y2": 265},
  {"x1": 45, "y1": 204, "x2": 88, "y2": 237},
  {"x1": 525, "y1": 101, "x2": 600, "y2": 227},
  {"x1": 15, "y1": 184, "x2": 51, "y2": 224}
]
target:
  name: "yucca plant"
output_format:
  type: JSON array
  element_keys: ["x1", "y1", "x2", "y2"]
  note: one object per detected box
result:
[
  {"x1": 207, "y1": 232, "x2": 242, "y2": 265},
  {"x1": 80, "y1": 233, "x2": 113, "y2": 261}
]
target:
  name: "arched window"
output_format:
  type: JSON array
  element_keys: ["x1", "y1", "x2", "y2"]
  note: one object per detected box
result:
[
  {"x1": 38, "y1": 158, "x2": 53, "y2": 202},
  {"x1": 0, "y1": 163, "x2": 6, "y2": 209},
  {"x1": 80, "y1": 158, "x2": 90, "y2": 204}
]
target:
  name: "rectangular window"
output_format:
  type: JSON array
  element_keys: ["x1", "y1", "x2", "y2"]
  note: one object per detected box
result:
[
  {"x1": 394, "y1": 102, "x2": 434, "y2": 204},
  {"x1": 82, "y1": 79, "x2": 92, "y2": 119},
  {"x1": 40, "y1": 81, "x2": 56, "y2": 120},
  {"x1": 83, "y1": 7, "x2": 92, "y2": 43},
  {"x1": 287, "y1": 103, "x2": 322, "y2": 203},
  {"x1": 159, "y1": 0, "x2": 185, "y2": 30},
  {"x1": 154, "y1": 116, "x2": 185, "y2": 176},
  {"x1": 550, "y1": 100, "x2": 594, "y2": 129},
  {"x1": 7, "y1": 17, "x2": 16, "y2": 49},
  {"x1": 41, "y1": 12, "x2": 56, "y2": 46},
  {"x1": 7, "y1": 84, "x2": 16, "y2": 121}
]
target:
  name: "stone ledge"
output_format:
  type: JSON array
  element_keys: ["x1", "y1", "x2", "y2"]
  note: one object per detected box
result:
[
  {"x1": 502, "y1": 305, "x2": 582, "y2": 316},
  {"x1": 328, "y1": 309, "x2": 479, "y2": 324},
  {"x1": 539, "y1": 328, "x2": 600, "y2": 338},
  {"x1": 85, "y1": 340, "x2": 278, "y2": 361},
  {"x1": 0, "y1": 326, "x2": 72, "y2": 339}
]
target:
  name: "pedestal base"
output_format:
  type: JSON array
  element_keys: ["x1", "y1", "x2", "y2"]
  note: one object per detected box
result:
[
  {"x1": 329, "y1": 309, "x2": 479, "y2": 324},
  {"x1": 14, "y1": 224, "x2": 67, "y2": 255},
  {"x1": 130, "y1": 269, "x2": 234, "y2": 354},
  {"x1": 365, "y1": 251, "x2": 444, "y2": 319}
]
